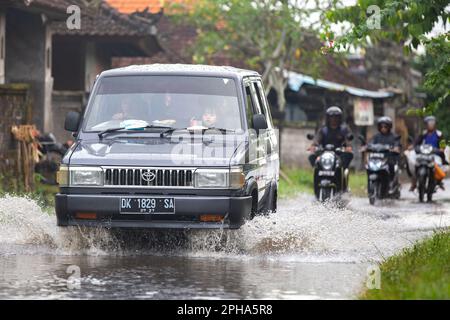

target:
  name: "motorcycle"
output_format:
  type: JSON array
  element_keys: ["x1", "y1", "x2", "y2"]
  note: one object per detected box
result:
[
  {"x1": 307, "y1": 134, "x2": 353, "y2": 202},
  {"x1": 362, "y1": 142, "x2": 401, "y2": 205},
  {"x1": 415, "y1": 144, "x2": 441, "y2": 203}
]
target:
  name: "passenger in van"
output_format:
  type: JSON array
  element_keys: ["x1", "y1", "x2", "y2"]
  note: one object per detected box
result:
[
  {"x1": 150, "y1": 92, "x2": 178, "y2": 126},
  {"x1": 112, "y1": 96, "x2": 142, "y2": 121}
]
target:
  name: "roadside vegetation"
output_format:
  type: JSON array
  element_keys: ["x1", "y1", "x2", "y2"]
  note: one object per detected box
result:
[
  {"x1": 361, "y1": 231, "x2": 450, "y2": 300},
  {"x1": 279, "y1": 168, "x2": 367, "y2": 199},
  {"x1": 0, "y1": 173, "x2": 58, "y2": 212}
]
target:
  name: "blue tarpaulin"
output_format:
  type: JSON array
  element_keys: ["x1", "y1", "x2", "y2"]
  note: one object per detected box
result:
[{"x1": 288, "y1": 71, "x2": 393, "y2": 99}]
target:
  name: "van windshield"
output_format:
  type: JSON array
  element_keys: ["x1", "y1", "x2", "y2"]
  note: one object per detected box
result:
[{"x1": 84, "y1": 76, "x2": 242, "y2": 132}]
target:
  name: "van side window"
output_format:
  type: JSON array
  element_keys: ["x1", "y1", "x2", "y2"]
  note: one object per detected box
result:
[
  {"x1": 245, "y1": 84, "x2": 255, "y2": 128},
  {"x1": 249, "y1": 82, "x2": 262, "y2": 114},
  {"x1": 255, "y1": 80, "x2": 274, "y2": 129}
]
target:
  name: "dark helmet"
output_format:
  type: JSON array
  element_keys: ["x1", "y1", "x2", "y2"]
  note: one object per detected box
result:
[
  {"x1": 377, "y1": 116, "x2": 393, "y2": 131},
  {"x1": 325, "y1": 106, "x2": 343, "y2": 126}
]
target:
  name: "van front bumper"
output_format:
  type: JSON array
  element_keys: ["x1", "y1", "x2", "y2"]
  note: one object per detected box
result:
[{"x1": 55, "y1": 194, "x2": 252, "y2": 229}]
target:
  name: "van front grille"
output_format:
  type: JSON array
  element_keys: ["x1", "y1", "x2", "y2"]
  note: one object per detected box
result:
[{"x1": 103, "y1": 167, "x2": 194, "y2": 187}]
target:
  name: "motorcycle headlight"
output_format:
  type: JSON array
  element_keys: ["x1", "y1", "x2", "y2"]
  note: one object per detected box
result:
[
  {"x1": 369, "y1": 159, "x2": 386, "y2": 171},
  {"x1": 420, "y1": 144, "x2": 433, "y2": 155},
  {"x1": 194, "y1": 167, "x2": 245, "y2": 189},
  {"x1": 70, "y1": 167, "x2": 103, "y2": 186},
  {"x1": 320, "y1": 152, "x2": 335, "y2": 170}
]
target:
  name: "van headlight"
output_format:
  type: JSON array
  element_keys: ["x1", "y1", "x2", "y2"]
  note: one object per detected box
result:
[
  {"x1": 58, "y1": 166, "x2": 103, "y2": 186},
  {"x1": 70, "y1": 167, "x2": 103, "y2": 186},
  {"x1": 194, "y1": 167, "x2": 245, "y2": 189}
]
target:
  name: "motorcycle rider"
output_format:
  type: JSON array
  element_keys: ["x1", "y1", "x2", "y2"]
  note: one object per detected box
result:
[
  {"x1": 410, "y1": 115, "x2": 447, "y2": 191},
  {"x1": 365, "y1": 116, "x2": 401, "y2": 190},
  {"x1": 308, "y1": 106, "x2": 354, "y2": 169}
]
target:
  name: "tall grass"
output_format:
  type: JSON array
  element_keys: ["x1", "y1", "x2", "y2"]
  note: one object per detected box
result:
[{"x1": 361, "y1": 231, "x2": 450, "y2": 299}]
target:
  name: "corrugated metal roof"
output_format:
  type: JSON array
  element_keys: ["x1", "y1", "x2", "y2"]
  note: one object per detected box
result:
[{"x1": 288, "y1": 71, "x2": 393, "y2": 99}]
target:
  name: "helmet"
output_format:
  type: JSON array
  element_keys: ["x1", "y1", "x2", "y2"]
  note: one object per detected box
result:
[
  {"x1": 325, "y1": 106, "x2": 343, "y2": 126},
  {"x1": 424, "y1": 115, "x2": 436, "y2": 124},
  {"x1": 326, "y1": 106, "x2": 343, "y2": 117},
  {"x1": 377, "y1": 116, "x2": 393, "y2": 131}
]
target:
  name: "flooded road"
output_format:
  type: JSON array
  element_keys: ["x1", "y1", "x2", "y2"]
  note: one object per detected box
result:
[{"x1": 0, "y1": 187, "x2": 449, "y2": 299}]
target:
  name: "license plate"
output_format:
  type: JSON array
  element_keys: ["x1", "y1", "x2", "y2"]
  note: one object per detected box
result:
[
  {"x1": 370, "y1": 153, "x2": 385, "y2": 158},
  {"x1": 319, "y1": 171, "x2": 335, "y2": 176},
  {"x1": 120, "y1": 197, "x2": 175, "y2": 214}
]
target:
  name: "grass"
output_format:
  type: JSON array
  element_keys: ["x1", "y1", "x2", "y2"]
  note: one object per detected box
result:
[
  {"x1": 279, "y1": 167, "x2": 367, "y2": 199},
  {"x1": 279, "y1": 168, "x2": 315, "y2": 198},
  {"x1": 0, "y1": 174, "x2": 58, "y2": 212},
  {"x1": 361, "y1": 231, "x2": 450, "y2": 300}
]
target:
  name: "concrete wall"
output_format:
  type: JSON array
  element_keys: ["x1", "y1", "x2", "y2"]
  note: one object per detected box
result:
[
  {"x1": 5, "y1": 8, "x2": 53, "y2": 132},
  {"x1": 52, "y1": 91, "x2": 85, "y2": 143},
  {"x1": 280, "y1": 127, "x2": 315, "y2": 168}
]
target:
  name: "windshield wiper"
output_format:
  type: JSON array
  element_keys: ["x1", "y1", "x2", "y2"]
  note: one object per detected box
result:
[
  {"x1": 98, "y1": 124, "x2": 173, "y2": 139},
  {"x1": 160, "y1": 127, "x2": 235, "y2": 138}
]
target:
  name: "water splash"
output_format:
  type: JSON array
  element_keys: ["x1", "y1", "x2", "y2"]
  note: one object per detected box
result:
[{"x1": 0, "y1": 193, "x2": 448, "y2": 262}]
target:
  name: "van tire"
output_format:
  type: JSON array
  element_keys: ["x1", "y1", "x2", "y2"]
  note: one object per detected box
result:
[
  {"x1": 267, "y1": 186, "x2": 277, "y2": 213},
  {"x1": 259, "y1": 184, "x2": 277, "y2": 214}
]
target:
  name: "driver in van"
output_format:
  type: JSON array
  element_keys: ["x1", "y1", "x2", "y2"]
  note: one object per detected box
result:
[{"x1": 190, "y1": 107, "x2": 218, "y2": 127}]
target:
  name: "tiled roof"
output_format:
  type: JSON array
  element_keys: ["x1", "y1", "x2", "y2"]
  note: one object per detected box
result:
[
  {"x1": 50, "y1": 0, "x2": 161, "y2": 37},
  {"x1": 106, "y1": 0, "x2": 190, "y2": 14},
  {"x1": 322, "y1": 57, "x2": 380, "y2": 91},
  {"x1": 106, "y1": 0, "x2": 164, "y2": 13},
  {"x1": 9, "y1": 0, "x2": 73, "y2": 14}
]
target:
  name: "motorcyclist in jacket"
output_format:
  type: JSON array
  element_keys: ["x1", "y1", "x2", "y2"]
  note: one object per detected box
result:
[
  {"x1": 410, "y1": 115, "x2": 447, "y2": 191},
  {"x1": 365, "y1": 116, "x2": 401, "y2": 186},
  {"x1": 308, "y1": 106, "x2": 354, "y2": 169}
]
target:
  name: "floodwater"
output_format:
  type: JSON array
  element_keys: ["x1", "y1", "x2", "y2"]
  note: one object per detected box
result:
[{"x1": 0, "y1": 187, "x2": 448, "y2": 299}]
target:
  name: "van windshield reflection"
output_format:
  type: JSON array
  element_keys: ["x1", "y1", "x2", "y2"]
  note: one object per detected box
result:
[{"x1": 84, "y1": 76, "x2": 242, "y2": 133}]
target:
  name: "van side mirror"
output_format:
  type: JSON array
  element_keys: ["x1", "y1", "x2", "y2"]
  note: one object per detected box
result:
[
  {"x1": 252, "y1": 114, "x2": 268, "y2": 133},
  {"x1": 65, "y1": 111, "x2": 81, "y2": 132}
]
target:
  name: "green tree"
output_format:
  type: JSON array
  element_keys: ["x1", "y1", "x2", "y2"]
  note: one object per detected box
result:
[
  {"x1": 171, "y1": 0, "x2": 332, "y2": 112},
  {"x1": 415, "y1": 35, "x2": 450, "y2": 138},
  {"x1": 326, "y1": 0, "x2": 449, "y2": 118}
]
